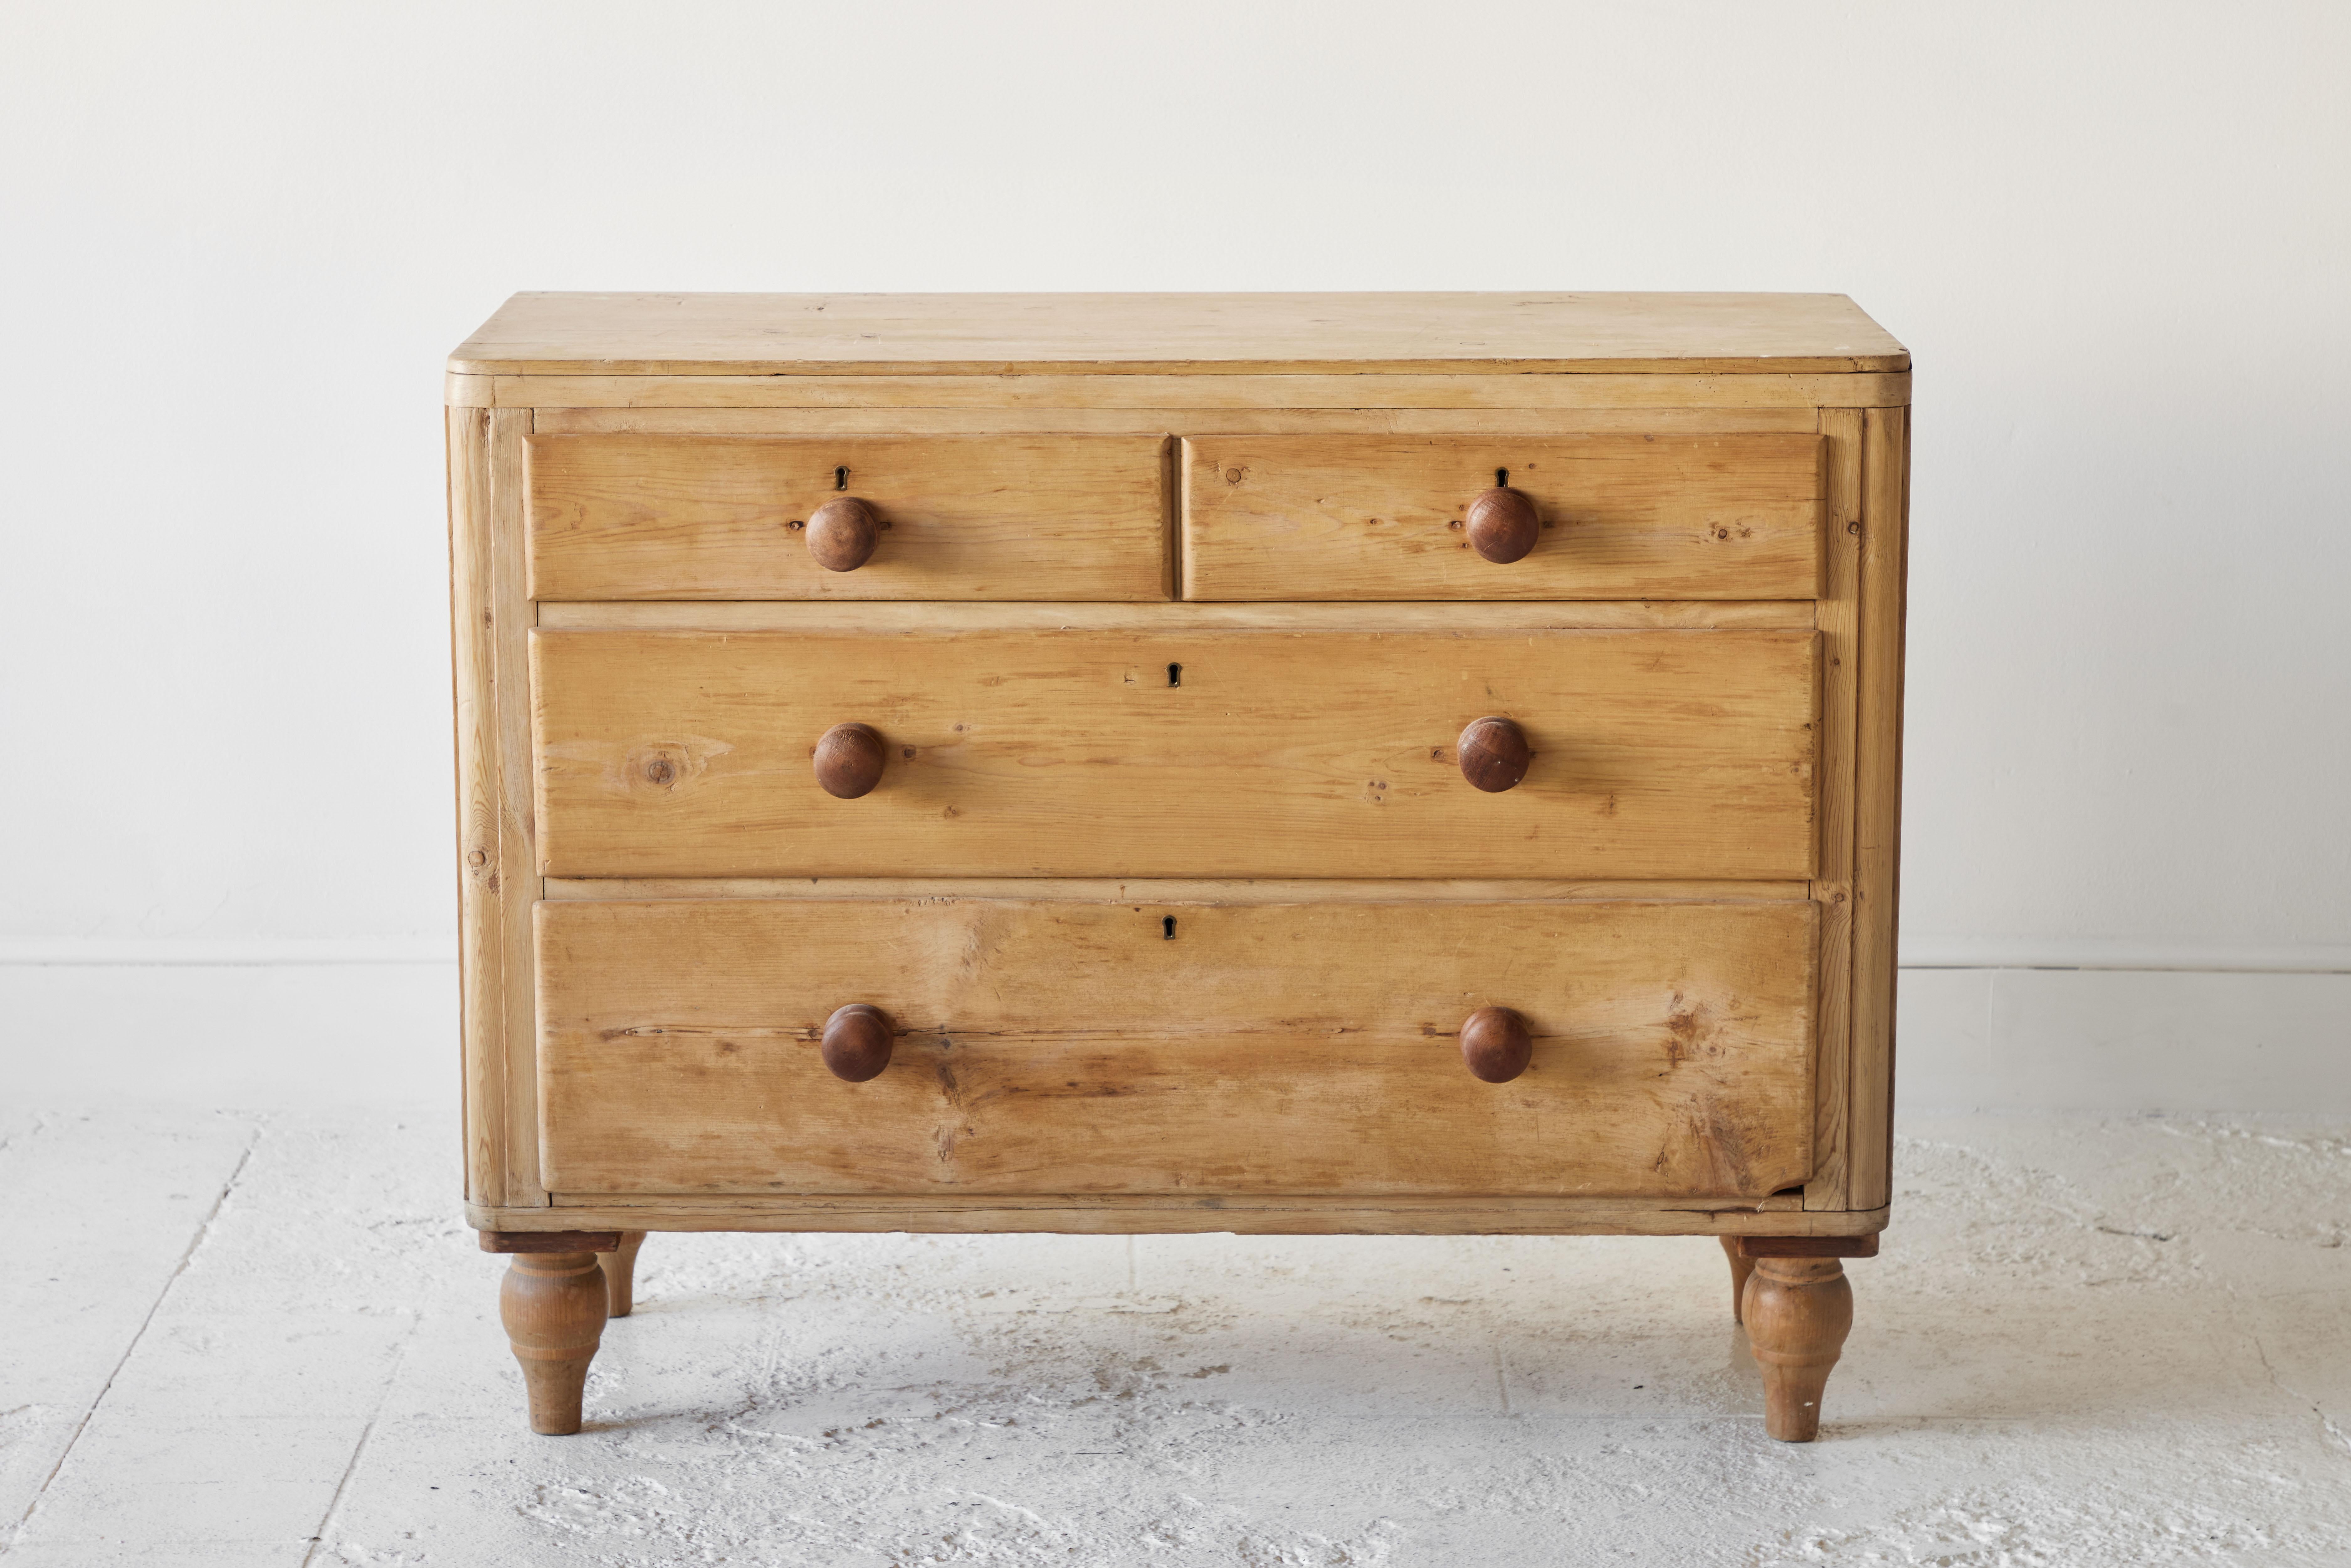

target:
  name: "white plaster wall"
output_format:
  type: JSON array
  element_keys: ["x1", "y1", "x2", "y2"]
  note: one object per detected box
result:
[{"x1": 2, "y1": 3, "x2": 2345, "y2": 1104}]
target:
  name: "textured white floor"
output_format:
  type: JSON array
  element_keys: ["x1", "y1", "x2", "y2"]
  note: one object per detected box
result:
[{"x1": 1, "y1": 1105, "x2": 2347, "y2": 1566}]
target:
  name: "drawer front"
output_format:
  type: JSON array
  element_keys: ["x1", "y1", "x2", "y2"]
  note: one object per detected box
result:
[
  {"x1": 1183, "y1": 434, "x2": 1823, "y2": 600},
  {"x1": 526, "y1": 434, "x2": 1171, "y2": 600},
  {"x1": 533, "y1": 627, "x2": 1819, "y2": 880},
  {"x1": 536, "y1": 897, "x2": 1817, "y2": 1198}
]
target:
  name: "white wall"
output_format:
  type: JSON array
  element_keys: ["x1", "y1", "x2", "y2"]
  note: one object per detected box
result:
[{"x1": 3, "y1": 3, "x2": 2345, "y2": 1105}]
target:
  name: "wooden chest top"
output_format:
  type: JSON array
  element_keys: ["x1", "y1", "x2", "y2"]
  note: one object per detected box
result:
[{"x1": 449, "y1": 291, "x2": 1910, "y2": 378}]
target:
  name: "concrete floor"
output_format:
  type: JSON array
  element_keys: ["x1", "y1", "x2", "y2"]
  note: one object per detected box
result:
[{"x1": 1, "y1": 1106, "x2": 2347, "y2": 1566}]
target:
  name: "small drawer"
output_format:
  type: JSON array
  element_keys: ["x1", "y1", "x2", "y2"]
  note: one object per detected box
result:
[
  {"x1": 531, "y1": 625, "x2": 1819, "y2": 881},
  {"x1": 1182, "y1": 434, "x2": 1824, "y2": 600},
  {"x1": 526, "y1": 433, "x2": 1171, "y2": 601},
  {"x1": 535, "y1": 896, "x2": 1817, "y2": 1198}
]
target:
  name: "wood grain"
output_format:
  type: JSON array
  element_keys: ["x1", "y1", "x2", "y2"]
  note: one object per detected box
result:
[
  {"x1": 530, "y1": 627, "x2": 1821, "y2": 880},
  {"x1": 536, "y1": 600, "x2": 1817, "y2": 633},
  {"x1": 481, "y1": 1196, "x2": 1889, "y2": 1238},
  {"x1": 532, "y1": 406, "x2": 1831, "y2": 437},
  {"x1": 1183, "y1": 435, "x2": 1824, "y2": 601},
  {"x1": 1721, "y1": 1233, "x2": 1756, "y2": 1322},
  {"x1": 525, "y1": 434, "x2": 1168, "y2": 601},
  {"x1": 448, "y1": 407, "x2": 505, "y2": 1207},
  {"x1": 1806, "y1": 408, "x2": 1863, "y2": 1211},
  {"x1": 477, "y1": 1230, "x2": 622, "y2": 1254},
  {"x1": 543, "y1": 878, "x2": 1816, "y2": 904},
  {"x1": 534, "y1": 897, "x2": 1818, "y2": 1198},
  {"x1": 1849, "y1": 407, "x2": 1910, "y2": 1211},
  {"x1": 482, "y1": 371, "x2": 1912, "y2": 410},
  {"x1": 450, "y1": 292, "x2": 1909, "y2": 376},
  {"x1": 600, "y1": 1231, "x2": 646, "y2": 1317},
  {"x1": 498, "y1": 1251, "x2": 607, "y2": 1435},
  {"x1": 491, "y1": 410, "x2": 547, "y2": 1206},
  {"x1": 1737, "y1": 1233, "x2": 1880, "y2": 1259},
  {"x1": 1744, "y1": 1257, "x2": 1853, "y2": 1442}
]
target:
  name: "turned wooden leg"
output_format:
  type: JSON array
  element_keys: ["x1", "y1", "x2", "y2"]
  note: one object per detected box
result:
[
  {"x1": 499, "y1": 1251, "x2": 609, "y2": 1435},
  {"x1": 1719, "y1": 1235, "x2": 1756, "y2": 1324},
  {"x1": 600, "y1": 1231, "x2": 647, "y2": 1318},
  {"x1": 1742, "y1": 1257, "x2": 1854, "y2": 1442}
]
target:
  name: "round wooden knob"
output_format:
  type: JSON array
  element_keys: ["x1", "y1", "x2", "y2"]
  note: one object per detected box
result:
[
  {"x1": 1460, "y1": 1005, "x2": 1533, "y2": 1083},
  {"x1": 821, "y1": 1003, "x2": 894, "y2": 1082},
  {"x1": 813, "y1": 722, "x2": 886, "y2": 799},
  {"x1": 1457, "y1": 716, "x2": 1530, "y2": 793},
  {"x1": 806, "y1": 496, "x2": 879, "y2": 572},
  {"x1": 1465, "y1": 487, "x2": 1540, "y2": 564}
]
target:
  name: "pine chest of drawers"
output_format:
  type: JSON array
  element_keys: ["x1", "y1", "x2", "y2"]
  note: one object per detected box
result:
[{"x1": 447, "y1": 292, "x2": 1910, "y2": 1442}]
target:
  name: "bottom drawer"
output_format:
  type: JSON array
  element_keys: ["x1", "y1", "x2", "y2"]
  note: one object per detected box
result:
[{"x1": 535, "y1": 897, "x2": 1817, "y2": 1199}]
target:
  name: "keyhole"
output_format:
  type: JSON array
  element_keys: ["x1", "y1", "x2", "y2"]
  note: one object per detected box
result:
[
  {"x1": 1166, "y1": 663, "x2": 1182, "y2": 688},
  {"x1": 834, "y1": 466, "x2": 849, "y2": 491},
  {"x1": 1162, "y1": 916, "x2": 1177, "y2": 940},
  {"x1": 1495, "y1": 467, "x2": 1509, "y2": 488}
]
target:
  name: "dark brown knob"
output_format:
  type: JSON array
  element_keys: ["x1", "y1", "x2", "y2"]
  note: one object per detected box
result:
[
  {"x1": 1460, "y1": 1005, "x2": 1533, "y2": 1083},
  {"x1": 813, "y1": 722, "x2": 886, "y2": 799},
  {"x1": 1457, "y1": 716, "x2": 1530, "y2": 793},
  {"x1": 806, "y1": 496, "x2": 879, "y2": 572},
  {"x1": 821, "y1": 1003, "x2": 894, "y2": 1082},
  {"x1": 1465, "y1": 486, "x2": 1540, "y2": 564}
]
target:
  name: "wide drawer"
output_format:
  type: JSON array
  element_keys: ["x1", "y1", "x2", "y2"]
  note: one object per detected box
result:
[
  {"x1": 1183, "y1": 434, "x2": 1824, "y2": 600},
  {"x1": 535, "y1": 897, "x2": 1817, "y2": 1197},
  {"x1": 525, "y1": 434, "x2": 1171, "y2": 600},
  {"x1": 532, "y1": 627, "x2": 1820, "y2": 880}
]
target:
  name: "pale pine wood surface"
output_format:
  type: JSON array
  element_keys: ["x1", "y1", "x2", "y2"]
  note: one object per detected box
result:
[
  {"x1": 532, "y1": 407, "x2": 1831, "y2": 437},
  {"x1": 534, "y1": 897, "x2": 1817, "y2": 1199},
  {"x1": 535, "y1": 600, "x2": 1815, "y2": 632},
  {"x1": 451, "y1": 292, "x2": 1909, "y2": 377},
  {"x1": 599, "y1": 1231, "x2": 646, "y2": 1318},
  {"x1": 1744, "y1": 1256, "x2": 1854, "y2": 1441},
  {"x1": 490, "y1": 411, "x2": 548, "y2": 1207},
  {"x1": 526, "y1": 433, "x2": 1169, "y2": 601},
  {"x1": 542, "y1": 877, "x2": 1813, "y2": 904},
  {"x1": 447, "y1": 409, "x2": 553, "y2": 1208},
  {"x1": 530, "y1": 627, "x2": 1820, "y2": 881},
  {"x1": 1805, "y1": 410, "x2": 1865, "y2": 1210},
  {"x1": 447, "y1": 408, "x2": 504, "y2": 1206},
  {"x1": 475, "y1": 371, "x2": 1909, "y2": 410},
  {"x1": 475, "y1": 1195, "x2": 1884, "y2": 1237},
  {"x1": 1181, "y1": 434, "x2": 1824, "y2": 600},
  {"x1": 497, "y1": 1251, "x2": 607, "y2": 1435},
  {"x1": 1849, "y1": 407, "x2": 1910, "y2": 1211}
]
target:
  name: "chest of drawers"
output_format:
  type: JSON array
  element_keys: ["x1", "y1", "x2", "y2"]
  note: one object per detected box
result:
[{"x1": 448, "y1": 292, "x2": 1910, "y2": 1443}]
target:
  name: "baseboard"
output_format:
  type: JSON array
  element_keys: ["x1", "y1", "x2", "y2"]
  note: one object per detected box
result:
[
  {"x1": 1899, "y1": 937, "x2": 2351, "y2": 974},
  {"x1": 1, "y1": 959, "x2": 2343, "y2": 1113},
  {"x1": 0, "y1": 962, "x2": 458, "y2": 1105},
  {"x1": 0, "y1": 937, "x2": 452, "y2": 966},
  {"x1": 1895, "y1": 967, "x2": 2351, "y2": 1113}
]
